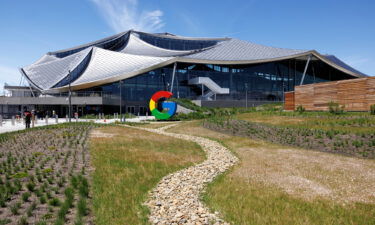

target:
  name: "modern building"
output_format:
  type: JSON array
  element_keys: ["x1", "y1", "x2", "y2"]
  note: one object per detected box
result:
[{"x1": 0, "y1": 30, "x2": 368, "y2": 118}]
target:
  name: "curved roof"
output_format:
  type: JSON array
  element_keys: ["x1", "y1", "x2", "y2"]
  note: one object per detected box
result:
[{"x1": 20, "y1": 30, "x2": 368, "y2": 92}]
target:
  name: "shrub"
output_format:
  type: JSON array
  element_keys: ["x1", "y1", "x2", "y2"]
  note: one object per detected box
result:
[
  {"x1": 22, "y1": 192, "x2": 31, "y2": 202},
  {"x1": 64, "y1": 187, "x2": 74, "y2": 208},
  {"x1": 26, "y1": 182, "x2": 35, "y2": 192},
  {"x1": 39, "y1": 195, "x2": 47, "y2": 204},
  {"x1": 77, "y1": 198, "x2": 87, "y2": 217},
  {"x1": 18, "y1": 216, "x2": 27, "y2": 225},
  {"x1": 10, "y1": 202, "x2": 21, "y2": 215},
  {"x1": 328, "y1": 101, "x2": 345, "y2": 114},
  {"x1": 35, "y1": 221, "x2": 47, "y2": 225},
  {"x1": 11, "y1": 172, "x2": 29, "y2": 179},
  {"x1": 370, "y1": 104, "x2": 375, "y2": 115},
  {"x1": 78, "y1": 177, "x2": 89, "y2": 198},
  {"x1": 0, "y1": 219, "x2": 11, "y2": 225},
  {"x1": 71, "y1": 176, "x2": 79, "y2": 189},
  {"x1": 0, "y1": 198, "x2": 5, "y2": 208},
  {"x1": 57, "y1": 202, "x2": 70, "y2": 221},
  {"x1": 48, "y1": 198, "x2": 61, "y2": 207},
  {"x1": 295, "y1": 105, "x2": 305, "y2": 114}
]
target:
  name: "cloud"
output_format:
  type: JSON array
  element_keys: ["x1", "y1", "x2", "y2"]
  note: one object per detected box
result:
[{"x1": 90, "y1": 0, "x2": 164, "y2": 32}]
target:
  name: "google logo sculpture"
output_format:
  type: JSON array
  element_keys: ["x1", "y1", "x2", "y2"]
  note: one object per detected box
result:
[{"x1": 149, "y1": 91, "x2": 177, "y2": 120}]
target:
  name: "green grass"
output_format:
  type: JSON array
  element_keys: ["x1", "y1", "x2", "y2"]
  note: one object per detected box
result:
[
  {"x1": 237, "y1": 111, "x2": 375, "y2": 134},
  {"x1": 90, "y1": 125, "x2": 204, "y2": 225},
  {"x1": 204, "y1": 175, "x2": 375, "y2": 225}
]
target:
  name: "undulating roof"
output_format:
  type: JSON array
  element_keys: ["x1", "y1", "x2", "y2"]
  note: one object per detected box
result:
[{"x1": 20, "y1": 30, "x2": 367, "y2": 91}]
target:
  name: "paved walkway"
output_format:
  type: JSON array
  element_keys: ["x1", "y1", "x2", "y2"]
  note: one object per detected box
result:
[
  {"x1": 126, "y1": 123, "x2": 238, "y2": 225},
  {"x1": 0, "y1": 116, "x2": 154, "y2": 134}
]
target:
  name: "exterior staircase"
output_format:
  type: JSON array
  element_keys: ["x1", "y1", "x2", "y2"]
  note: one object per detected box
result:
[{"x1": 188, "y1": 77, "x2": 229, "y2": 100}]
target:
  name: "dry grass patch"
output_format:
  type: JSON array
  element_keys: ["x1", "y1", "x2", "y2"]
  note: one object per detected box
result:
[
  {"x1": 170, "y1": 121, "x2": 375, "y2": 225},
  {"x1": 90, "y1": 125, "x2": 204, "y2": 225}
]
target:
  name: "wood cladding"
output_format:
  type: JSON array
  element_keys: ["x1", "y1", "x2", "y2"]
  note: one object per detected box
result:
[
  {"x1": 284, "y1": 92, "x2": 295, "y2": 110},
  {"x1": 285, "y1": 77, "x2": 375, "y2": 111}
]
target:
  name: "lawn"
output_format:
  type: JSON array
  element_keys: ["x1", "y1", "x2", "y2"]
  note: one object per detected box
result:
[
  {"x1": 168, "y1": 121, "x2": 375, "y2": 225},
  {"x1": 90, "y1": 125, "x2": 204, "y2": 225}
]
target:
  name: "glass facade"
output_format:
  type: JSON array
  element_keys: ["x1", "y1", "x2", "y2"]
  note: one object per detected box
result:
[
  {"x1": 81, "y1": 59, "x2": 355, "y2": 114},
  {"x1": 138, "y1": 33, "x2": 219, "y2": 51}
]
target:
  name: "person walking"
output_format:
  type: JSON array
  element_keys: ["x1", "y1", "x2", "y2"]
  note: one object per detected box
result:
[{"x1": 23, "y1": 107, "x2": 32, "y2": 129}]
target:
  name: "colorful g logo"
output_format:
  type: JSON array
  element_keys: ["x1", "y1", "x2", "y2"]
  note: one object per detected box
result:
[{"x1": 149, "y1": 91, "x2": 177, "y2": 120}]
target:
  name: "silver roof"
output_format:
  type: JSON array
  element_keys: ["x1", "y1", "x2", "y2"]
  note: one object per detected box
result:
[
  {"x1": 21, "y1": 30, "x2": 367, "y2": 91},
  {"x1": 183, "y1": 38, "x2": 307, "y2": 61}
]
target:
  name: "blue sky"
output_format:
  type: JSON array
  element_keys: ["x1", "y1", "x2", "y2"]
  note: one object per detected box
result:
[{"x1": 0, "y1": 0, "x2": 374, "y2": 91}]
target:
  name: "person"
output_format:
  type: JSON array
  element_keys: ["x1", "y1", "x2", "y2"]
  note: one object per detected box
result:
[{"x1": 23, "y1": 107, "x2": 32, "y2": 129}]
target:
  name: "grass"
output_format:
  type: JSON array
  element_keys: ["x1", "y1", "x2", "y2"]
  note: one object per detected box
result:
[
  {"x1": 236, "y1": 111, "x2": 375, "y2": 133},
  {"x1": 168, "y1": 121, "x2": 375, "y2": 225},
  {"x1": 90, "y1": 125, "x2": 205, "y2": 225},
  {"x1": 204, "y1": 176, "x2": 375, "y2": 225}
]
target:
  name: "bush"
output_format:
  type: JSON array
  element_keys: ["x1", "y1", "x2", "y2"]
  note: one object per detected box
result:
[
  {"x1": 370, "y1": 104, "x2": 375, "y2": 115},
  {"x1": 18, "y1": 216, "x2": 27, "y2": 225},
  {"x1": 10, "y1": 202, "x2": 21, "y2": 215},
  {"x1": 22, "y1": 192, "x2": 31, "y2": 202},
  {"x1": 48, "y1": 198, "x2": 60, "y2": 207},
  {"x1": 295, "y1": 105, "x2": 305, "y2": 114},
  {"x1": 77, "y1": 198, "x2": 87, "y2": 217},
  {"x1": 26, "y1": 182, "x2": 35, "y2": 192},
  {"x1": 328, "y1": 101, "x2": 345, "y2": 114}
]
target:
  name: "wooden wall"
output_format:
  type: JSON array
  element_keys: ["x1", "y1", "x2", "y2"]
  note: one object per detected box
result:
[
  {"x1": 284, "y1": 92, "x2": 295, "y2": 110},
  {"x1": 285, "y1": 77, "x2": 375, "y2": 111}
]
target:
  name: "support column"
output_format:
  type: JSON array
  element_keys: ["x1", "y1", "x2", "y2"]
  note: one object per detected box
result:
[
  {"x1": 300, "y1": 54, "x2": 312, "y2": 85},
  {"x1": 170, "y1": 62, "x2": 177, "y2": 93}
]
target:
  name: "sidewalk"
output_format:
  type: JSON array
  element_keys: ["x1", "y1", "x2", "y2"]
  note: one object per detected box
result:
[{"x1": 0, "y1": 116, "x2": 155, "y2": 134}]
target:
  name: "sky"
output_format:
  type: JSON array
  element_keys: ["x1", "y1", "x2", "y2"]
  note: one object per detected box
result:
[{"x1": 0, "y1": 0, "x2": 374, "y2": 91}]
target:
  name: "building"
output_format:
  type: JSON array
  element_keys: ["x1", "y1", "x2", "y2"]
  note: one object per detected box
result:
[{"x1": 0, "y1": 30, "x2": 368, "y2": 118}]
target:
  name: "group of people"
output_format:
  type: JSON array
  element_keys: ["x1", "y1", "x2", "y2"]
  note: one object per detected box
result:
[{"x1": 22, "y1": 108, "x2": 59, "y2": 129}]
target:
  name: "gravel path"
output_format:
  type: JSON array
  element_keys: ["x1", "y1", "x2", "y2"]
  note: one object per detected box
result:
[{"x1": 124, "y1": 123, "x2": 238, "y2": 225}]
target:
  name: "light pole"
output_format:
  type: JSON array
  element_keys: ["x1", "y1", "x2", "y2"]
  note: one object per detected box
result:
[
  {"x1": 245, "y1": 83, "x2": 248, "y2": 109},
  {"x1": 68, "y1": 70, "x2": 72, "y2": 123},
  {"x1": 119, "y1": 80, "x2": 123, "y2": 121}
]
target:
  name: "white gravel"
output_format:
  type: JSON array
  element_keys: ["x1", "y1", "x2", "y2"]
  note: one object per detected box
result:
[{"x1": 126, "y1": 123, "x2": 238, "y2": 225}]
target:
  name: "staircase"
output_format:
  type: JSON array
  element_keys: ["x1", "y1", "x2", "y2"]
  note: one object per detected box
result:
[{"x1": 188, "y1": 77, "x2": 229, "y2": 100}]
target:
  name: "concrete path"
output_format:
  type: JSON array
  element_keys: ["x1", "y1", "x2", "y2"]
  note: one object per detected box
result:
[
  {"x1": 126, "y1": 123, "x2": 238, "y2": 225},
  {"x1": 0, "y1": 116, "x2": 155, "y2": 134}
]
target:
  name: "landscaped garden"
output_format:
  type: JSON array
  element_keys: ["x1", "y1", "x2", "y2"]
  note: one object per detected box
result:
[
  {"x1": 0, "y1": 123, "x2": 96, "y2": 225},
  {"x1": 1, "y1": 106, "x2": 374, "y2": 225},
  {"x1": 204, "y1": 110, "x2": 375, "y2": 158},
  {"x1": 90, "y1": 126, "x2": 204, "y2": 225},
  {"x1": 168, "y1": 120, "x2": 375, "y2": 225}
]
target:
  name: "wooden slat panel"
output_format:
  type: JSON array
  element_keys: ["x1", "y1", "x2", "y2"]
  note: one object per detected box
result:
[
  {"x1": 293, "y1": 77, "x2": 375, "y2": 111},
  {"x1": 284, "y1": 91, "x2": 295, "y2": 110}
]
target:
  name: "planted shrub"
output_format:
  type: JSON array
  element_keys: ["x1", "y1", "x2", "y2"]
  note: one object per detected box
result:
[
  {"x1": 370, "y1": 104, "x2": 375, "y2": 115},
  {"x1": 48, "y1": 197, "x2": 61, "y2": 207},
  {"x1": 77, "y1": 198, "x2": 87, "y2": 217},
  {"x1": 328, "y1": 101, "x2": 345, "y2": 114},
  {"x1": 39, "y1": 195, "x2": 47, "y2": 204},
  {"x1": 10, "y1": 202, "x2": 21, "y2": 215},
  {"x1": 22, "y1": 192, "x2": 31, "y2": 202},
  {"x1": 18, "y1": 216, "x2": 28, "y2": 225},
  {"x1": 26, "y1": 182, "x2": 35, "y2": 192},
  {"x1": 296, "y1": 105, "x2": 305, "y2": 114}
]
